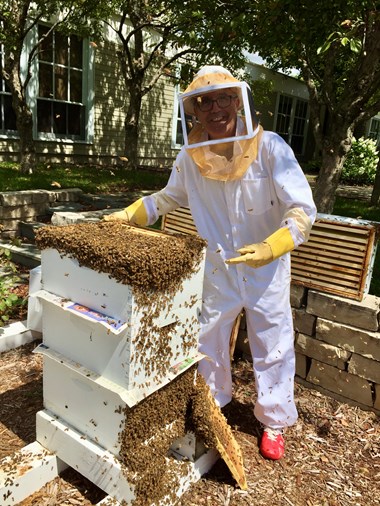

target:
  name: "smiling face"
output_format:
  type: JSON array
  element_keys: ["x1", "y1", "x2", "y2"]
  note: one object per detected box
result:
[{"x1": 193, "y1": 90, "x2": 240, "y2": 140}]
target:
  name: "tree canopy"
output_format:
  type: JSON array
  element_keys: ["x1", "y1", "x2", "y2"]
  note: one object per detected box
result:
[{"x1": 238, "y1": 0, "x2": 380, "y2": 211}]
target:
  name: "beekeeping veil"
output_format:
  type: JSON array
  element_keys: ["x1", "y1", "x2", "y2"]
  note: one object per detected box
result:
[{"x1": 179, "y1": 65, "x2": 262, "y2": 181}]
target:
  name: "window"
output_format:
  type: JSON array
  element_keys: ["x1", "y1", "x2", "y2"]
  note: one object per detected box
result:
[
  {"x1": 171, "y1": 85, "x2": 184, "y2": 148},
  {"x1": 368, "y1": 118, "x2": 380, "y2": 147},
  {"x1": 0, "y1": 44, "x2": 17, "y2": 133},
  {"x1": 275, "y1": 94, "x2": 309, "y2": 155},
  {"x1": 37, "y1": 25, "x2": 85, "y2": 140}
]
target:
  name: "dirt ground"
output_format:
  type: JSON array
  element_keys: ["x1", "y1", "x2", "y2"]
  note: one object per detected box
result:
[{"x1": 0, "y1": 339, "x2": 379, "y2": 506}]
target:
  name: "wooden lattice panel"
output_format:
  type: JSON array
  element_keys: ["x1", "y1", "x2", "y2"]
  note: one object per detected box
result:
[
  {"x1": 162, "y1": 207, "x2": 197, "y2": 235},
  {"x1": 162, "y1": 208, "x2": 378, "y2": 301},
  {"x1": 291, "y1": 218, "x2": 377, "y2": 300}
]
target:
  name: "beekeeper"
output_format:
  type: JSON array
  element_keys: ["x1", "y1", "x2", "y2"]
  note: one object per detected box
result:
[{"x1": 105, "y1": 65, "x2": 316, "y2": 460}]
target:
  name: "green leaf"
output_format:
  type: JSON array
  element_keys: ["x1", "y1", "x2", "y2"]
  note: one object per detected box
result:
[
  {"x1": 350, "y1": 38, "x2": 362, "y2": 53},
  {"x1": 317, "y1": 40, "x2": 331, "y2": 55},
  {"x1": 341, "y1": 37, "x2": 349, "y2": 46}
]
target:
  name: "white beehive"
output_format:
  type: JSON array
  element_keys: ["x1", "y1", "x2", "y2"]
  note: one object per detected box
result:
[
  {"x1": 33, "y1": 224, "x2": 206, "y2": 391},
  {"x1": 34, "y1": 288, "x2": 201, "y2": 391},
  {"x1": 36, "y1": 345, "x2": 203, "y2": 458},
  {"x1": 40, "y1": 247, "x2": 205, "y2": 323}
]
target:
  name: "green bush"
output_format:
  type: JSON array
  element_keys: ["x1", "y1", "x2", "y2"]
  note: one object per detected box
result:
[
  {"x1": 0, "y1": 248, "x2": 26, "y2": 326},
  {"x1": 341, "y1": 137, "x2": 379, "y2": 185}
]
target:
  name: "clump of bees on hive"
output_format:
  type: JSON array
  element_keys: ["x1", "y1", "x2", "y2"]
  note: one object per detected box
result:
[
  {"x1": 118, "y1": 367, "x2": 237, "y2": 505},
  {"x1": 35, "y1": 221, "x2": 207, "y2": 385}
]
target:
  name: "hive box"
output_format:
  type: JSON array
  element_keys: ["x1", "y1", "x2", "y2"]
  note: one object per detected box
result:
[
  {"x1": 35, "y1": 345, "x2": 204, "y2": 458},
  {"x1": 40, "y1": 248, "x2": 205, "y2": 323},
  {"x1": 34, "y1": 289, "x2": 201, "y2": 391}
]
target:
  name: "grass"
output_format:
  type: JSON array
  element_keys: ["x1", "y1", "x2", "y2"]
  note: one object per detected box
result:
[
  {"x1": 0, "y1": 162, "x2": 379, "y2": 296},
  {"x1": 0, "y1": 162, "x2": 170, "y2": 194}
]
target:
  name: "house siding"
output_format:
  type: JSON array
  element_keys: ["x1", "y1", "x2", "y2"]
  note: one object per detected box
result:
[{"x1": 0, "y1": 37, "x2": 178, "y2": 168}]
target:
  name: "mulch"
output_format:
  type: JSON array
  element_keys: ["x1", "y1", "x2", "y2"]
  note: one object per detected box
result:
[{"x1": 1, "y1": 339, "x2": 379, "y2": 506}]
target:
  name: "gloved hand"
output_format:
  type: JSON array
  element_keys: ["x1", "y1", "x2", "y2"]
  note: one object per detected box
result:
[
  {"x1": 226, "y1": 227, "x2": 295, "y2": 269},
  {"x1": 103, "y1": 198, "x2": 147, "y2": 226}
]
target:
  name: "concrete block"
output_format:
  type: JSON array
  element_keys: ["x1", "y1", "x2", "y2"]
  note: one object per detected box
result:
[
  {"x1": 348, "y1": 354, "x2": 380, "y2": 384},
  {"x1": 296, "y1": 333, "x2": 350, "y2": 370},
  {"x1": 51, "y1": 188, "x2": 83, "y2": 202},
  {"x1": 307, "y1": 360, "x2": 373, "y2": 406},
  {"x1": 0, "y1": 191, "x2": 33, "y2": 206},
  {"x1": 295, "y1": 352, "x2": 307, "y2": 378},
  {"x1": 51, "y1": 210, "x2": 104, "y2": 226},
  {"x1": 375, "y1": 384, "x2": 380, "y2": 411},
  {"x1": 293, "y1": 308, "x2": 316, "y2": 336},
  {"x1": 307, "y1": 290, "x2": 380, "y2": 331},
  {"x1": 290, "y1": 284, "x2": 307, "y2": 308},
  {"x1": 316, "y1": 318, "x2": 380, "y2": 362},
  {"x1": 30, "y1": 190, "x2": 51, "y2": 204}
]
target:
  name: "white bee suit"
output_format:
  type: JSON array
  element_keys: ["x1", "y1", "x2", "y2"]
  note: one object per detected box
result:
[{"x1": 143, "y1": 130, "x2": 316, "y2": 429}]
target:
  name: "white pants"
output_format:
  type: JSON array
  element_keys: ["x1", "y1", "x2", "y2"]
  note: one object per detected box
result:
[{"x1": 197, "y1": 255, "x2": 298, "y2": 430}]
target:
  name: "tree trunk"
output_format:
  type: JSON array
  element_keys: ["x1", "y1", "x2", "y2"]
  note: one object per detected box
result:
[
  {"x1": 17, "y1": 107, "x2": 36, "y2": 174},
  {"x1": 371, "y1": 156, "x2": 380, "y2": 206},
  {"x1": 313, "y1": 123, "x2": 354, "y2": 213},
  {"x1": 7, "y1": 66, "x2": 36, "y2": 174},
  {"x1": 124, "y1": 85, "x2": 142, "y2": 170}
]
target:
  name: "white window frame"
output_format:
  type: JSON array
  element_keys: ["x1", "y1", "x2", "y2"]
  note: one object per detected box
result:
[
  {"x1": 368, "y1": 116, "x2": 380, "y2": 148},
  {"x1": 25, "y1": 23, "x2": 94, "y2": 144},
  {"x1": 0, "y1": 43, "x2": 18, "y2": 137},
  {"x1": 171, "y1": 83, "x2": 183, "y2": 149}
]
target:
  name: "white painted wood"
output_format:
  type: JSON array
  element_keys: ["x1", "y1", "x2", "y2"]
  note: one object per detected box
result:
[
  {"x1": 34, "y1": 289, "x2": 200, "y2": 391},
  {"x1": 0, "y1": 441, "x2": 67, "y2": 506},
  {"x1": 0, "y1": 320, "x2": 41, "y2": 353},
  {"x1": 34, "y1": 348, "x2": 203, "y2": 456},
  {"x1": 36, "y1": 410, "x2": 219, "y2": 505},
  {"x1": 40, "y1": 248, "x2": 205, "y2": 323}
]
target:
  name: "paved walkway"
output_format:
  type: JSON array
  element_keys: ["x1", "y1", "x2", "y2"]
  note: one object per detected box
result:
[{"x1": 306, "y1": 176, "x2": 373, "y2": 202}]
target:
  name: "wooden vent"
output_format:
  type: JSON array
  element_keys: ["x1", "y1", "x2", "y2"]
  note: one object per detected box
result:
[
  {"x1": 162, "y1": 207, "x2": 197, "y2": 236},
  {"x1": 162, "y1": 208, "x2": 378, "y2": 301},
  {"x1": 291, "y1": 218, "x2": 377, "y2": 301}
]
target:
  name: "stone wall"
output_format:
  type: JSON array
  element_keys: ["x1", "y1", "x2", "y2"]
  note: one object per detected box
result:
[
  {"x1": 236, "y1": 285, "x2": 380, "y2": 415},
  {"x1": 0, "y1": 189, "x2": 83, "y2": 238}
]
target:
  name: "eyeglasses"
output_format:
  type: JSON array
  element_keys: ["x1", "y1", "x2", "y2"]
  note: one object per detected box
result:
[{"x1": 194, "y1": 94, "x2": 238, "y2": 112}]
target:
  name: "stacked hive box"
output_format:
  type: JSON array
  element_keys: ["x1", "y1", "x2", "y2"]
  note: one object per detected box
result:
[{"x1": 32, "y1": 221, "x2": 216, "y2": 503}]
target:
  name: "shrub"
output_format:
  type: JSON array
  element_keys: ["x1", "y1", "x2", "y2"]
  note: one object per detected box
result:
[
  {"x1": 0, "y1": 248, "x2": 26, "y2": 326},
  {"x1": 341, "y1": 137, "x2": 379, "y2": 185}
]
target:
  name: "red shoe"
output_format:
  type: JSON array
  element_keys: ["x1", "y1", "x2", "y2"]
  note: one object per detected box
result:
[{"x1": 260, "y1": 428, "x2": 285, "y2": 460}]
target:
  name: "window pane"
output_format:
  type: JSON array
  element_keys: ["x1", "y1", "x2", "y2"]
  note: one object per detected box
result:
[
  {"x1": 275, "y1": 95, "x2": 292, "y2": 140},
  {"x1": 68, "y1": 103, "x2": 84, "y2": 136},
  {"x1": 53, "y1": 102, "x2": 67, "y2": 134},
  {"x1": 290, "y1": 136, "x2": 304, "y2": 155},
  {"x1": 70, "y1": 35, "x2": 83, "y2": 68},
  {"x1": 37, "y1": 99, "x2": 53, "y2": 132},
  {"x1": 39, "y1": 62, "x2": 53, "y2": 98},
  {"x1": 55, "y1": 31, "x2": 68, "y2": 66},
  {"x1": 4, "y1": 95, "x2": 17, "y2": 130},
  {"x1": 37, "y1": 25, "x2": 85, "y2": 140},
  {"x1": 70, "y1": 69, "x2": 82, "y2": 102},
  {"x1": 38, "y1": 26, "x2": 53, "y2": 63},
  {"x1": 54, "y1": 65, "x2": 68, "y2": 100}
]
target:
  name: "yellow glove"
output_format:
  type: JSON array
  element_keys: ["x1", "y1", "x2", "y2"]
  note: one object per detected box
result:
[
  {"x1": 103, "y1": 198, "x2": 148, "y2": 226},
  {"x1": 226, "y1": 227, "x2": 295, "y2": 268}
]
